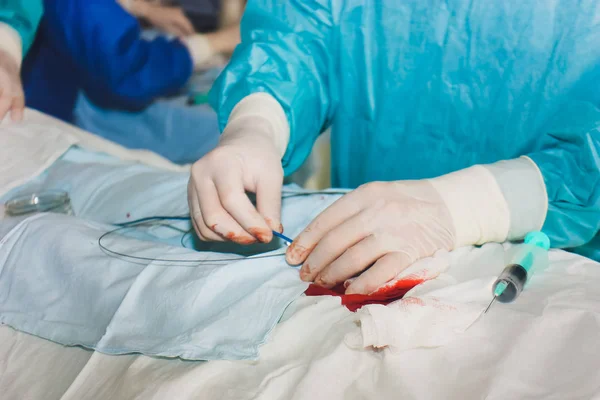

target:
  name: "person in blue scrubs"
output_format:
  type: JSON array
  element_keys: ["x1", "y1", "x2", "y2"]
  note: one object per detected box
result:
[
  {"x1": 0, "y1": 0, "x2": 42, "y2": 121},
  {"x1": 21, "y1": 0, "x2": 238, "y2": 163},
  {"x1": 188, "y1": 0, "x2": 600, "y2": 294}
]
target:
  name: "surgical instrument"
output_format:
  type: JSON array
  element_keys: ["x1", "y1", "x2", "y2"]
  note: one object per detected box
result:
[
  {"x1": 272, "y1": 231, "x2": 293, "y2": 246},
  {"x1": 484, "y1": 231, "x2": 551, "y2": 313},
  {"x1": 4, "y1": 190, "x2": 73, "y2": 217}
]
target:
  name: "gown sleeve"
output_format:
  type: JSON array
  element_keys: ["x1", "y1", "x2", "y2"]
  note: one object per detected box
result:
[
  {"x1": 528, "y1": 114, "x2": 600, "y2": 249},
  {"x1": 209, "y1": 0, "x2": 339, "y2": 175},
  {"x1": 42, "y1": 0, "x2": 193, "y2": 107},
  {"x1": 0, "y1": 0, "x2": 43, "y2": 55}
]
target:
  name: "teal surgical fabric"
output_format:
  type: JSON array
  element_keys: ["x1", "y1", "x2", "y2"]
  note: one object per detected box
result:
[
  {"x1": 210, "y1": 0, "x2": 600, "y2": 256},
  {"x1": 0, "y1": 0, "x2": 43, "y2": 55},
  {"x1": 0, "y1": 148, "x2": 340, "y2": 361}
]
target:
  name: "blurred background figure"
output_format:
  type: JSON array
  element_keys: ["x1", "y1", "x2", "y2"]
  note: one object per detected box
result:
[
  {"x1": 22, "y1": 0, "x2": 244, "y2": 164},
  {"x1": 0, "y1": 0, "x2": 42, "y2": 121},
  {"x1": 122, "y1": 0, "x2": 241, "y2": 42}
]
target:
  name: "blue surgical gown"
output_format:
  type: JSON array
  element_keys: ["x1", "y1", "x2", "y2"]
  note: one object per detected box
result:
[
  {"x1": 211, "y1": 0, "x2": 600, "y2": 256},
  {"x1": 0, "y1": 0, "x2": 43, "y2": 55},
  {"x1": 22, "y1": 0, "x2": 193, "y2": 122}
]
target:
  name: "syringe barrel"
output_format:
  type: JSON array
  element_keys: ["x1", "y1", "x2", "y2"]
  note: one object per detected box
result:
[
  {"x1": 510, "y1": 231, "x2": 551, "y2": 274},
  {"x1": 494, "y1": 263, "x2": 528, "y2": 303}
]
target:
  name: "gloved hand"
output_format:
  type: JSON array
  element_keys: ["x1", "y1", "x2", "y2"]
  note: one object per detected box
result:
[
  {"x1": 286, "y1": 180, "x2": 456, "y2": 295},
  {"x1": 0, "y1": 48, "x2": 25, "y2": 122},
  {"x1": 286, "y1": 162, "x2": 546, "y2": 295},
  {"x1": 188, "y1": 94, "x2": 289, "y2": 244}
]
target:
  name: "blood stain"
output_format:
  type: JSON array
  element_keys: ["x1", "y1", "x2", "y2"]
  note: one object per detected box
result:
[
  {"x1": 370, "y1": 278, "x2": 425, "y2": 296},
  {"x1": 224, "y1": 231, "x2": 256, "y2": 245},
  {"x1": 401, "y1": 297, "x2": 426, "y2": 306},
  {"x1": 248, "y1": 227, "x2": 271, "y2": 243}
]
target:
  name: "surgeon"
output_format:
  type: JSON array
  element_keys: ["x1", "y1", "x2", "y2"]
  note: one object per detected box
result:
[
  {"x1": 21, "y1": 0, "x2": 239, "y2": 162},
  {"x1": 188, "y1": 1, "x2": 600, "y2": 295},
  {"x1": 0, "y1": 0, "x2": 42, "y2": 121}
]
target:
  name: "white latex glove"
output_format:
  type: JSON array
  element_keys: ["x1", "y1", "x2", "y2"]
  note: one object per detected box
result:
[
  {"x1": 288, "y1": 161, "x2": 547, "y2": 295},
  {"x1": 0, "y1": 48, "x2": 24, "y2": 122},
  {"x1": 188, "y1": 93, "x2": 289, "y2": 244},
  {"x1": 287, "y1": 180, "x2": 456, "y2": 294}
]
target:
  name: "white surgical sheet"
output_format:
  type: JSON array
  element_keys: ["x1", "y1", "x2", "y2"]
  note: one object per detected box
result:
[
  {"x1": 1, "y1": 114, "x2": 600, "y2": 399},
  {"x1": 2, "y1": 246, "x2": 600, "y2": 400},
  {"x1": 350, "y1": 249, "x2": 489, "y2": 350},
  {"x1": 0, "y1": 116, "x2": 78, "y2": 197},
  {"x1": 0, "y1": 108, "x2": 188, "y2": 198}
]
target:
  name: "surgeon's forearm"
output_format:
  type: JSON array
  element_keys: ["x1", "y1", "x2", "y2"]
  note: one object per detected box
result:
[
  {"x1": 181, "y1": 35, "x2": 220, "y2": 71},
  {"x1": 0, "y1": 0, "x2": 42, "y2": 56},
  {"x1": 182, "y1": 25, "x2": 240, "y2": 71},
  {"x1": 0, "y1": 23, "x2": 22, "y2": 67},
  {"x1": 220, "y1": 93, "x2": 290, "y2": 158},
  {"x1": 526, "y1": 131, "x2": 600, "y2": 248},
  {"x1": 428, "y1": 157, "x2": 547, "y2": 247},
  {"x1": 204, "y1": 25, "x2": 240, "y2": 54}
]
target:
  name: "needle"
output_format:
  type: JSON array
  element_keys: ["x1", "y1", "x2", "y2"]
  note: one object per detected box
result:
[
  {"x1": 484, "y1": 296, "x2": 497, "y2": 314},
  {"x1": 484, "y1": 280, "x2": 508, "y2": 314}
]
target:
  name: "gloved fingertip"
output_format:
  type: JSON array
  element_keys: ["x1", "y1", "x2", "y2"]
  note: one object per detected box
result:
[
  {"x1": 344, "y1": 283, "x2": 367, "y2": 295},
  {"x1": 222, "y1": 231, "x2": 257, "y2": 245},
  {"x1": 298, "y1": 267, "x2": 311, "y2": 282},
  {"x1": 285, "y1": 251, "x2": 296, "y2": 266},
  {"x1": 248, "y1": 227, "x2": 272, "y2": 243},
  {"x1": 285, "y1": 248, "x2": 299, "y2": 265},
  {"x1": 286, "y1": 243, "x2": 311, "y2": 265},
  {"x1": 263, "y1": 217, "x2": 282, "y2": 233},
  {"x1": 236, "y1": 236, "x2": 258, "y2": 245},
  {"x1": 314, "y1": 275, "x2": 335, "y2": 289}
]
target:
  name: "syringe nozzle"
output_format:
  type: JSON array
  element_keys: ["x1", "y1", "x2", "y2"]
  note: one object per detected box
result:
[{"x1": 493, "y1": 280, "x2": 508, "y2": 298}]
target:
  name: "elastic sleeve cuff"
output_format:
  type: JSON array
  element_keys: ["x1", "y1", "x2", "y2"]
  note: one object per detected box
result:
[
  {"x1": 483, "y1": 156, "x2": 548, "y2": 240},
  {"x1": 428, "y1": 165, "x2": 511, "y2": 247},
  {"x1": 221, "y1": 93, "x2": 290, "y2": 158},
  {"x1": 0, "y1": 22, "x2": 22, "y2": 67}
]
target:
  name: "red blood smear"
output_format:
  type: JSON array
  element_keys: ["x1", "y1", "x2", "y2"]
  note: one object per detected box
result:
[
  {"x1": 305, "y1": 278, "x2": 425, "y2": 312},
  {"x1": 224, "y1": 232, "x2": 256, "y2": 245},
  {"x1": 247, "y1": 227, "x2": 271, "y2": 243}
]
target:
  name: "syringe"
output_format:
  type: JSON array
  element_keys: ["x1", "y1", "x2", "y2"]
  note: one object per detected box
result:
[{"x1": 484, "y1": 231, "x2": 551, "y2": 313}]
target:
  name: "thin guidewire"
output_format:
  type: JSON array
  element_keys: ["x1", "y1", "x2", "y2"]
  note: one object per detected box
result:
[
  {"x1": 98, "y1": 216, "x2": 286, "y2": 264},
  {"x1": 98, "y1": 190, "x2": 346, "y2": 264}
]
